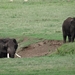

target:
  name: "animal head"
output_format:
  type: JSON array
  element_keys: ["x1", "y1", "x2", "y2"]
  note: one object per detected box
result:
[
  {"x1": 0, "y1": 38, "x2": 18, "y2": 58},
  {"x1": 7, "y1": 39, "x2": 18, "y2": 50}
]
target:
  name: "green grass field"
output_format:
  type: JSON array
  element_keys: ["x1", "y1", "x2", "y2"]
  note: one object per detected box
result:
[
  {"x1": 0, "y1": 0, "x2": 75, "y2": 40},
  {"x1": 0, "y1": 55, "x2": 75, "y2": 75},
  {"x1": 0, "y1": 0, "x2": 75, "y2": 75}
]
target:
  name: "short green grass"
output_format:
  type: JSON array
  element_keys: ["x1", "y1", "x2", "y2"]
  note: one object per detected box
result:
[
  {"x1": 57, "y1": 42, "x2": 75, "y2": 56},
  {"x1": 0, "y1": 0, "x2": 75, "y2": 40},
  {"x1": 0, "y1": 0, "x2": 75, "y2": 75},
  {"x1": 0, "y1": 55, "x2": 75, "y2": 75}
]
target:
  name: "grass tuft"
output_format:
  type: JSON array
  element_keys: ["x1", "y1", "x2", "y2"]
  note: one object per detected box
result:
[{"x1": 57, "y1": 43, "x2": 75, "y2": 56}]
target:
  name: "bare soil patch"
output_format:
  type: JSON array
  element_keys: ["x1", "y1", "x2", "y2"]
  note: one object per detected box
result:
[{"x1": 17, "y1": 38, "x2": 63, "y2": 58}]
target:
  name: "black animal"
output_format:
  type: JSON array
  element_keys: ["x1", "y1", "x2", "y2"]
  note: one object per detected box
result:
[
  {"x1": 62, "y1": 17, "x2": 75, "y2": 43},
  {"x1": 0, "y1": 38, "x2": 18, "y2": 58},
  {"x1": 0, "y1": 42, "x2": 7, "y2": 58}
]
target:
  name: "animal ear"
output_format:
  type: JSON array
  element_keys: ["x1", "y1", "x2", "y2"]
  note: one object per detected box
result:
[
  {"x1": 71, "y1": 18, "x2": 75, "y2": 24},
  {"x1": 73, "y1": 17, "x2": 75, "y2": 21},
  {"x1": 13, "y1": 39, "x2": 17, "y2": 43},
  {"x1": 13, "y1": 39, "x2": 18, "y2": 49}
]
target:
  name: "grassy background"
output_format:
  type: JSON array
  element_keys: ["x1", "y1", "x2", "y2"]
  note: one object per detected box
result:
[
  {"x1": 0, "y1": 0, "x2": 75, "y2": 40},
  {"x1": 0, "y1": 55, "x2": 75, "y2": 75},
  {"x1": 0, "y1": 0, "x2": 75, "y2": 75}
]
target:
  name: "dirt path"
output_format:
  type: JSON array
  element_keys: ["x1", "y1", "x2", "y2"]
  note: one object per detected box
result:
[{"x1": 17, "y1": 38, "x2": 63, "y2": 58}]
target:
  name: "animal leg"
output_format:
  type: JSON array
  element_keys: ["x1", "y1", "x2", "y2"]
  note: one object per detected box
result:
[
  {"x1": 71, "y1": 34, "x2": 74, "y2": 42},
  {"x1": 71, "y1": 37, "x2": 74, "y2": 42},
  {"x1": 63, "y1": 35, "x2": 67, "y2": 43},
  {"x1": 68, "y1": 35, "x2": 71, "y2": 42}
]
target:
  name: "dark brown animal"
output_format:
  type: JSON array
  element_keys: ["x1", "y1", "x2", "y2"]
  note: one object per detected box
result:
[
  {"x1": 0, "y1": 38, "x2": 18, "y2": 58},
  {"x1": 62, "y1": 17, "x2": 75, "y2": 43}
]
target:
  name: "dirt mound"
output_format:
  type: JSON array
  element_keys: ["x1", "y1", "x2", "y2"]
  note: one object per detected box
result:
[{"x1": 17, "y1": 39, "x2": 63, "y2": 58}]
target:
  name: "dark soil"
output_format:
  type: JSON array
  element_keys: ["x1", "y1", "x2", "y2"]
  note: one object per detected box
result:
[{"x1": 16, "y1": 38, "x2": 63, "y2": 58}]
